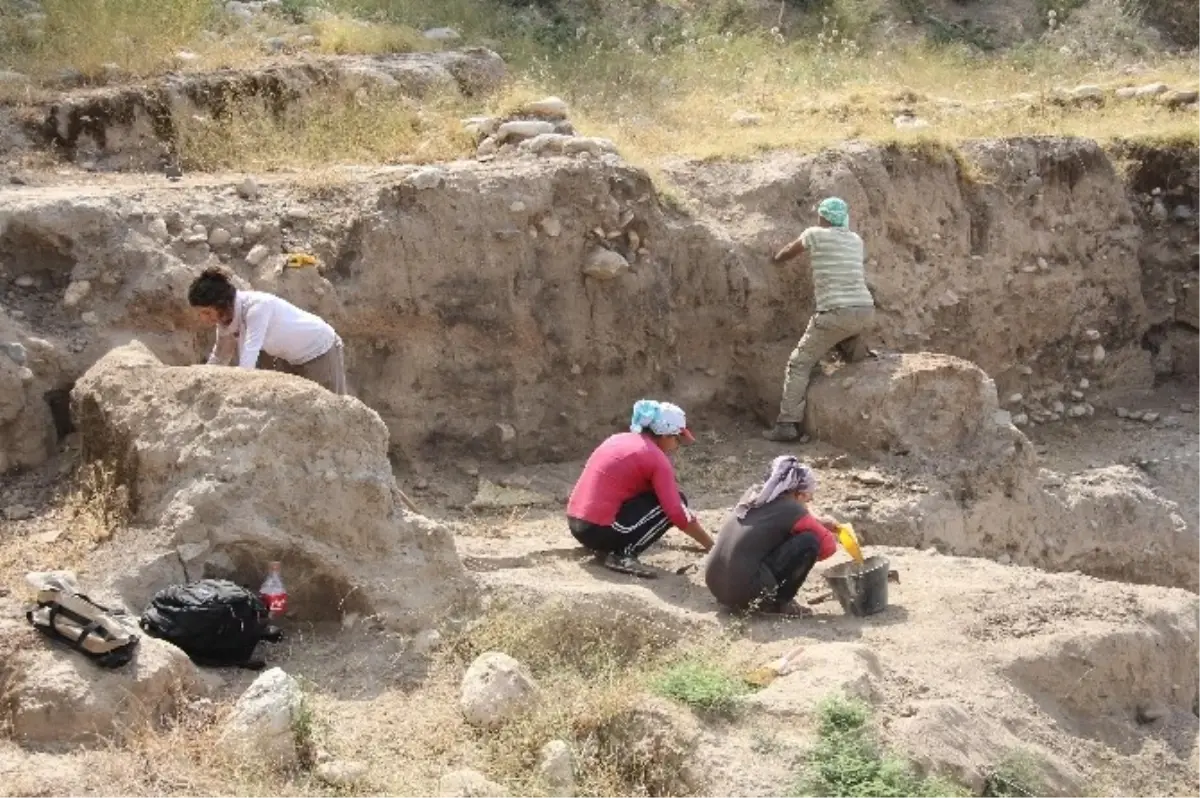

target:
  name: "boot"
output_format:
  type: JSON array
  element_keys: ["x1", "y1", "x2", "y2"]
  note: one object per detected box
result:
[{"x1": 762, "y1": 422, "x2": 801, "y2": 442}]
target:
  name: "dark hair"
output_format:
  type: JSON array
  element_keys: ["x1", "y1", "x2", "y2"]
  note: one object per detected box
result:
[{"x1": 188, "y1": 267, "x2": 237, "y2": 310}]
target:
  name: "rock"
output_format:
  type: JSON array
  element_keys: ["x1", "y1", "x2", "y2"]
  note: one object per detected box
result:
[
  {"x1": 1162, "y1": 89, "x2": 1199, "y2": 108},
  {"x1": 561, "y1": 136, "x2": 617, "y2": 157},
  {"x1": 219, "y1": 667, "x2": 303, "y2": 769},
  {"x1": 462, "y1": 116, "x2": 500, "y2": 139},
  {"x1": 1068, "y1": 84, "x2": 1104, "y2": 103},
  {"x1": 438, "y1": 768, "x2": 508, "y2": 797},
  {"x1": 174, "y1": 50, "x2": 200, "y2": 65},
  {"x1": 1179, "y1": 403, "x2": 1194, "y2": 413},
  {"x1": 539, "y1": 216, "x2": 562, "y2": 238},
  {"x1": 3, "y1": 615, "x2": 207, "y2": 746},
  {"x1": 147, "y1": 218, "x2": 169, "y2": 242},
  {"x1": 1092, "y1": 344, "x2": 1106, "y2": 363},
  {"x1": 1082, "y1": 328, "x2": 1101, "y2": 341},
  {"x1": 1070, "y1": 390, "x2": 1084, "y2": 400},
  {"x1": 1136, "y1": 702, "x2": 1168, "y2": 725},
  {"x1": 238, "y1": 177, "x2": 259, "y2": 200},
  {"x1": 1142, "y1": 412, "x2": 1160, "y2": 423},
  {"x1": 296, "y1": 34, "x2": 318, "y2": 48},
  {"x1": 423, "y1": 27, "x2": 461, "y2": 42},
  {"x1": 409, "y1": 628, "x2": 442, "y2": 656},
  {"x1": 1079, "y1": 378, "x2": 1090, "y2": 389},
  {"x1": 1173, "y1": 205, "x2": 1195, "y2": 221},
  {"x1": 1151, "y1": 199, "x2": 1170, "y2": 223},
  {"x1": 1006, "y1": 392, "x2": 1023, "y2": 405},
  {"x1": 17, "y1": 366, "x2": 33, "y2": 381},
  {"x1": 2, "y1": 342, "x2": 27, "y2": 365},
  {"x1": 80, "y1": 311, "x2": 100, "y2": 325},
  {"x1": 1068, "y1": 404, "x2": 1088, "y2": 418},
  {"x1": 1128, "y1": 410, "x2": 1145, "y2": 421},
  {"x1": 1115, "y1": 87, "x2": 1138, "y2": 99},
  {"x1": 496, "y1": 120, "x2": 555, "y2": 143},
  {"x1": 582, "y1": 248, "x2": 630, "y2": 280},
  {"x1": 408, "y1": 167, "x2": 445, "y2": 190},
  {"x1": 460, "y1": 652, "x2": 538, "y2": 729},
  {"x1": 538, "y1": 740, "x2": 575, "y2": 795},
  {"x1": 806, "y1": 353, "x2": 1030, "y2": 476},
  {"x1": 4, "y1": 504, "x2": 33, "y2": 521},
  {"x1": 522, "y1": 96, "x2": 569, "y2": 120},
  {"x1": 62, "y1": 280, "x2": 91, "y2": 308},
  {"x1": 208, "y1": 227, "x2": 232, "y2": 248},
  {"x1": 1116, "y1": 407, "x2": 1129, "y2": 418},
  {"x1": 15, "y1": 275, "x2": 34, "y2": 288},
  {"x1": 1134, "y1": 82, "x2": 1168, "y2": 98},
  {"x1": 509, "y1": 200, "x2": 526, "y2": 213},
  {"x1": 71, "y1": 343, "x2": 472, "y2": 625},
  {"x1": 853, "y1": 469, "x2": 888, "y2": 486},
  {"x1": 1012, "y1": 413, "x2": 1029, "y2": 427},
  {"x1": 730, "y1": 110, "x2": 763, "y2": 127},
  {"x1": 315, "y1": 759, "x2": 369, "y2": 788},
  {"x1": 476, "y1": 136, "x2": 499, "y2": 157},
  {"x1": 263, "y1": 36, "x2": 287, "y2": 54},
  {"x1": 242, "y1": 220, "x2": 264, "y2": 240},
  {"x1": 246, "y1": 243, "x2": 272, "y2": 266}
]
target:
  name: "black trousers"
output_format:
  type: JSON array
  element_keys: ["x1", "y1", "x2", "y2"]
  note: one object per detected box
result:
[
  {"x1": 569, "y1": 491, "x2": 689, "y2": 558},
  {"x1": 755, "y1": 532, "x2": 820, "y2": 609}
]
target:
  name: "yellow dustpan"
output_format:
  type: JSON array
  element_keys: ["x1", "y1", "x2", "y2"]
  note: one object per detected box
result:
[{"x1": 835, "y1": 523, "x2": 864, "y2": 564}]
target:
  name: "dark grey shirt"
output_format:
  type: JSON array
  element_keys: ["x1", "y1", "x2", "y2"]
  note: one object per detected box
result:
[{"x1": 705, "y1": 498, "x2": 809, "y2": 607}]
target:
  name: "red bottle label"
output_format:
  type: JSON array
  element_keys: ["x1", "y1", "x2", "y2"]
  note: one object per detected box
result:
[{"x1": 262, "y1": 592, "x2": 288, "y2": 615}]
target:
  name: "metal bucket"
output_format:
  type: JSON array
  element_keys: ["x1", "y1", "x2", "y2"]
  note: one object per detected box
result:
[{"x1": 823, "y1": 555, "x2": 890, "y2": 617}]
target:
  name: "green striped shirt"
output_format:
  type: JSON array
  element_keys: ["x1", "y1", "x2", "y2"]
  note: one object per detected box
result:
[{"x1": 800, "y1": 227, "x2": 875, "y2": 312}]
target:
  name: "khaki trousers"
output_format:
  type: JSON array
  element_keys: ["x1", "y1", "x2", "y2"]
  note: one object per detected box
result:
[
  {"x1": 263, "y1": 338, "x2": 348, "y2": 395},
  {"x1": 777, "y1": 307, "x2": 874, "y2": 424}
]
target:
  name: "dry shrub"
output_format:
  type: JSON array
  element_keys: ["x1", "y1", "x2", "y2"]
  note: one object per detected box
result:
[
  {"x1": 311, "y1": 15, "x2": 427, "y2": 55},
  {"x1": 1, "y1": 0, "x2": 215, "y2": 80},
  {"x1": 175, "y1": 89, "x2": 474, "y2": 171},
  {"x1": 65, "y1": 460, "x2": 131, "y2": 543}
]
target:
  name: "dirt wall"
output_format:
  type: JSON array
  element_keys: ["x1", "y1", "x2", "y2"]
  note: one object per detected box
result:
[{"x1": 0, "y1": 137, "x2": 1195, "y2": 474}]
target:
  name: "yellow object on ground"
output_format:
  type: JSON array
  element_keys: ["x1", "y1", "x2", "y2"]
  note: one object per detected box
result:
[
  {"x1": 836, "y1": 523, "x2": 864, "y2": 563},
  {"x1": 285, "y1": 253, "x2": 318, "y2": 268}
]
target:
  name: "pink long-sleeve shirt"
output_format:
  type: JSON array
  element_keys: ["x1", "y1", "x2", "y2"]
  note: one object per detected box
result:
[{"x1": 567, "y1": 432, "x2": 692, "y2": 530}]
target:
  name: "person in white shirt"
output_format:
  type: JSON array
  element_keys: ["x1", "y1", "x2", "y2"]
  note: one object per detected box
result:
[{"x1": 188, "y1": 267, "x2": 347, "y2": 395}]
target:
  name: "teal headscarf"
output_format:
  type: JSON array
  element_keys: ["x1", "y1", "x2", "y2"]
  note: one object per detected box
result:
[{"x1": 818, "y1": 197, "x2": 850, "y2": 229}]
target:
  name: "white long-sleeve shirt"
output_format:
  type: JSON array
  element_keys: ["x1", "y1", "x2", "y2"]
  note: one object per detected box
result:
[{"x1": 206, "y1": 290, "x2": 337, "y2": 369}]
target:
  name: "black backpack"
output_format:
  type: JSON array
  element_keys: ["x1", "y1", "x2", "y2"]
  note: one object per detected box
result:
[{"x1": 139, "y1": 579, "x2": 282, "y2": 670}]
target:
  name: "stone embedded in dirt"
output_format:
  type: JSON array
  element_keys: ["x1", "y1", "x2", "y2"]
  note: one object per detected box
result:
[
  {"x1": 238, "y1": 177, "x2": 260, "y2": 200},
  {"x1": 1162, "y1": 89, "x2": 1200, "y2": 109},
  {"x1": 438, "y1": 768, "x2": 508, "y2": 797},
  {"x1": 1116, "y1": 407, "x2": 1129, "y2": 418},
  {"x1": 316, "y1": 759, "x2": 369, "y2": 787},
  {"x1": 80, "y1": 311, "x2": 99, "y2": 326},
  {"x1": 852, "y1": 469, "x2": 888, "y2": 486},
  {"x1": 538, "y1": 739, "x2": 576, "y2": 796},
  {"x1": 582, "y1": 247, "x2": 630, "y2": 280},
  {"x1": 1, "y1": 342, "x2": 27, "y2": 365},
  {"x1": 893, "y1": 114, "x2": 930, "y2": 129},
  {"x1": 462, "y1": 116, "x2": 500, "y2": 139},
  {"x1": 1006, "y1": 392, "x2": 1023, "y2": 405},
  {"x1": 1135, "y1": 82, "x2": 1169, "y2": 98},
  {"x1": 14, "y1": 275, "x2": 34, "y2": 288},
  {"x1": 460, "y1": 651, "x2": 539, "y2": 729},
  {"x1": 219, "y1": 667, "x2": 303, "y2": 769},
  {"x1": 522, "y1": 96, "x2": 570, "y2": 120},
  {"x1": 208, "y1": 227, "x2": 232, "y2": 248},
  {"x1": 1142, "y1": 411, "x2": 1159, "y2": 423},
  {"x1": 539, "y1": 216, "x2": 562, "y2": 238},
  {"x1": 1115, "y1": 87, "x2": 1138, "y2": 100},
  {"x1": 147, "y1": 218, "x2": 169, "y2": 242},
  {"x1": 496, "y1": 120, "x2": 556, "y2": 143},
  {"x1": 1012, "y1": 412, "x2": 1029, "y2": 427},
  {"x1": 1082, "y1": 328, "x2": 1101, "y2": 341},
  {"x1": 408, "y1": 167, "x2": 446, "y2": 190},
  {"x1": 1, "y1": 613, "x2": 207, "y2": 747},
  {"x1": 71, "y1": 343, "x2": 472, "y2": 626},
  {"x1": 1092, "y1": 343, "x2": 1106, "y2": 363},
  {"x1": 245, "y1": 243, "x2": 272, "y2": 266}
]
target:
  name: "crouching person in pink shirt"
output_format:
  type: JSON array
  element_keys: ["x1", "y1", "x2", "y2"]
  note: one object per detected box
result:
[
  {"x1": 567, "y1": 399, "x2": 715, "y2": 579},
  {"x1": 705, "y1": 456, "x2": 838, "y2": 616}
]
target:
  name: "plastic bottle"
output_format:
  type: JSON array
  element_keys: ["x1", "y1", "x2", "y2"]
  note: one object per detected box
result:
[{"x1": 259, "y1": 561, "x2": 288, "y2": 617}]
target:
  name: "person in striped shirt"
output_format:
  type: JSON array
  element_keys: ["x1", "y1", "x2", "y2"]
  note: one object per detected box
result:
[{"x1": 764, "y1": 197, "x2": 876, "y2": 442}]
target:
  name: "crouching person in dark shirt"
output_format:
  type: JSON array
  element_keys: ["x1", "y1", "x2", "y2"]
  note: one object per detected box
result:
[{"x1": 705, "y1": 456, "x2": 838, "y2": 616}]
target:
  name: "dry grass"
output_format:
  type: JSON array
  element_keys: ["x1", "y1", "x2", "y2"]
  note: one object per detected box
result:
[
  {"x1": 175, "y1": 88, "x2": 475, "y2": 171},
  {"x1": 310, "y1": 15, "x2": 427, "y2": 55},
  {"x1": 0, "y1": 0, "x2": 216, "y2": 80},
  {"x1": 0, "y1": 459, "x2": 129, "y2": 596}
]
